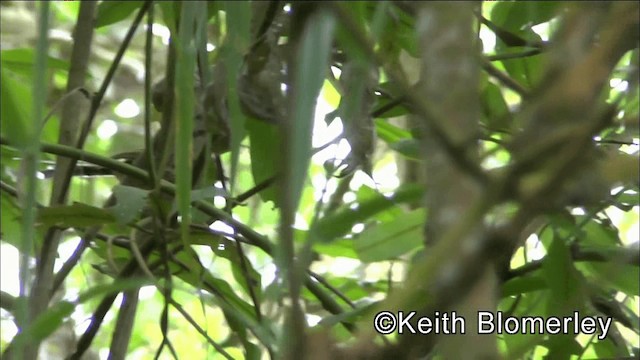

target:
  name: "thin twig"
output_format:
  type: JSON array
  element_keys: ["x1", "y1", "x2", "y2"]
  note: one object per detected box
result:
[
  {"x1": 168, "y1": 297, "x2": 235, "y2": 360},
  {"x1": 308, "y1": 271, "x2": 355, "y2": 308},
  {"x1": 480, "y1": 57, "x2": 530, "y2": 98},
  {"x1": 486, "y1": 48, "x2": 542, "y2": 61},
  {"x1": 51, "y1": 238, "x2": 90, "y2": 295}
]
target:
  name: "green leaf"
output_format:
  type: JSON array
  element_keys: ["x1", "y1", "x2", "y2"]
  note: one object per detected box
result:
[
  {"x1": 1, "y1": 192, "x2": 22, "y2": 250},
  {"x1": 501, "y1": 291, "x2": 549, "y2": 357},
  {"x1": 186, "y1": 259, "x2": 275, "y2": 349},
  {"x1": 502, "y1": 275, "x2": 547, "y2": 297},
  {"x1": 77, "y1": 278, "x2": 151, "y2": 303},
  {"x1": 318, "y1": 301, "x2": 379, "y2": 327},
  {"x1": 174, "y1": 2, "x2": 199, "y2": 246},
  {"x1": 208, "y1": 236, "x2": 262, "y2": 300},
  {"x1": 575, "y1": 218, "x2": 639, "y2": 295},
  {"x1": 1, "y1": 67, "x2": 32, "y2": 148},
  {"x1": 313, "y1": 183, "x2": 424, "y2": 242},
  {"x1": 9, "y1": 301, "x2": 75, "y2": 349},
  {"x1": 373, "y1": 96, "x2": 410, "y2": 118},
  {"x1": 580, "y1": 262, "x2": 640, "y2": 296},
  {"x1": 581, "y1": 218, "x2": 619, "y2": 247},
  {"x1": 481, "y1": 80, "x2": 510, "y2": 131},
  {"x1": 389, "y1": 139, "x2": 421, "y2": 160},
  {"x1": 500, "y1": 53, "x2": 543, "y2": 90},
  {"x1": 353, "y1": 185, "x2": 401, "y2": 222},
  {"x1": 544, "y1": 335, "x2": 582, "y2": 359},
  {"x1": 321, "y1": 80, "x2": 341, "y2": 108},
  {"x1": 172, "y1": 251, "x2": 257, "y2": 323},
  {"x1": 1, "y1": 48, "x2": 69, "y2": 72},
  {"x1": 108, "y1": 185, "x2": 148, "y2": 225},
  {"x1": 594, "y1": 338, "x2": 631, "y2": 358},
  {"x1": 491, "y1": 2, "x2": 560, "y2": 29},
  {"x1": 51, "y1": 1, "x2": 80, "y2": 23},
  {"x1": 355, "y1": 209, "x2": 424, "y2": 262},
  {"x1": 314, "y1": 238, "x2": 358, "y2": 259},
  {"x1": 95, "y1": 1, "x2": 143, "y2": 28},
  {"x1": 246, "y1": 118, "x2": 280, "y2": 206},
  {"x1": 542, "y1": 234, "x2": 585, "y2": 313},
  {"x1": 11, "y1": 278, "x2": 151, "y2": 350},
  {"x1": 37, "y1": 202, "x2": 116, "y2": 228},
  {"x1": 490, "y1": 2, "x2": 551, "y2": 89},
  {"x1": 190, "y1": 186, "x2": 227, "y2": 202},
  {"x1": 244, "y1": 341, "x2": 262, "y2": 360},
  {"x1": 222, "y1": 1, "x2": 251, "y2": 192},
  {"x1": 391, "y1": 7, "x2": 418, "y2": 57},
  {"x1": 288, "y1": 10, "x2": 336, "y2": 209},
  {"x1": 158, "y1": 2, "x2": 178, "y2": 32},
  {"x1": 375, "y1": 119, "x2": 411, "y2": 143}
]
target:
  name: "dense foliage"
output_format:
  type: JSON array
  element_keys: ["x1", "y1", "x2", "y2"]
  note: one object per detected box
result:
[{"x1": 0, "y1": 2, "x2": 638, "y2": 359}]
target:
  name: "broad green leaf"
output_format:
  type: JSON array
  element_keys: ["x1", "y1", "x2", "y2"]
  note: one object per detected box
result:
[
  {"x1": 77, "y1": 278, "x2": 151, "y2": 303},
  {"x1": 580, "y1": 262, "x2": 640, "y2": 296},
  {"x1": 1, "y1": 48, "x2": 69, "y2": 73},
  {"x1": 9, "y1": 301, "x2": 75, "y2": 349},
  {"x1": 574, "y1": 218, "x2": 639, "y2": 295},
  {"x1": 222, "y1": 1, "x2": 251, "y2": 192},
  {"x1": 201, "y1": 235, "x2": 262, "y2": 300},
  {"x1": 389, "y1": 139, "x2": 421, "y2": 160},
  {"x1": 0, "y1": 185, "x2": 48, "y2": 255},
  {"x1": 190, "y1": 186, "x2": 227, "y2": 203},
  {"x1": 288, "y1": 10, "x2": 336, "y2": 209},
  {"x1": 491, "y1": 2, "x2": 560, "y2": 30},
  {"x1": 500, "y1": 53, "x2": 543, "y2": 90},
  {"x1": 542, "y1": 235, "x2": 586, "y2": 313},
  {"x1": 375, "y1": 119, "x2": 411, "y2": 143},
  {"x1": 369, "y1": 1, "x2": 390, "y2": 42},
  {"x1": 594, "y1": 338, "x2": 631, "y2": 358},
  {"x1": 11, "y1": 278, "x2": 151, "y2": 350},
  {"x1": 1, "y1": 192, "x2": 22, "y2": 249},
  {"x1": 501, "y1": 275, "x2": 547, "y2": 297},
  {"x1": 372, "y1": 96, "x2": 410, "y2": 118},
  {"x1": 187, "y1": 282, "x2": 269, "y2": 355},
  {"x1": 355, "y1": 209, "x2": 424, "y2": 262},
  {"x1": 51, "y1": 1, "x2": 79, "y2": 23},
  {"x1": 313, "y1": 239, "x2": 358, "y2": 259},
  {"x1": 37, "y1": 202, "x2": 116, "y2": 228},
  {"x1": 581, "y1": 217, "x2": 619, "y2": 246},
  {"x1": 158, "y1": 2, "x2": 178, "y2": 32},
  {"x1": 246, "y1": 118, "x2": 280, "y2": 206},
  {"x1": 334, "y1": 5, "x2": 369, "y2": 63},
  {"x1": 501, "y1": 291, "x2": 549, "y2": 357},
  {"x1": 490, "y1": 2, "x2": 550, "y2": 89},
  {"x1": 391, "y1": 6, "x2": 418, "y2": 57},
  {"x1": 313, "y1": 183, "x2": 423, "y2": 242},
  {"x1": 215, "y1": 298, "x2": 276, "y2": 351},
  {"x1": 544, "y1": 335, "x2": 582, "y2": 359},
  {"x1": 1, "y1": 67, "x2": 32, "y2": 148},
  {"x1": 188, "y1": 186, "x2": 228, "y2": 223},
  {"x1": 189, "y1": 261, "x2": 275, "y2": 349},
  {"x1": 95, "y1": 1, "x2": 143, "y2": 28},
  {"x1": 109, "y1": 185, "x2": 148, "y2": 225},
  {"x1": 244, "y1": 341, "x2": 262, "y2": 360},
  {"x1": 354, "y1": 185, "x2": 402, "y2": 223},
  {"x1": 321, "y1": 80, "x2": 341, "y2": 108},
  {"x1": 481, "y1": 80, "x2": 511, "y2": 131},
  {"x1": 172, "y1": 250, "x2": 256, "y2": 322}
]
